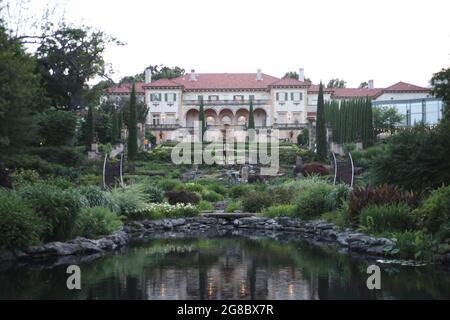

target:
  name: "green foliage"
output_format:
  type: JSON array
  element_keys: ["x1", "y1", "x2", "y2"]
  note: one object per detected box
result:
[
  {"x1": 197, "y1": 200, "x2": 215, "y2": 211},
  {"x1": 111, "y1": 108, "x2": 119, "y2": 144},
  {"x1": 198, "y1": 100, "x2": 206, "y2": 137},
  {"x1": 201, "y1": 190, "x2": 224, "y2": 202},
  {"x1": 228, "y1": 184, "x2": 254, "y2": 199},
  {"x1": 75, "y1": 207, "x2": 122, "y2": 239},
  {"x1": 11, "y1": 169, "x2": 40, "y2": 188},
  {"x1": 315, "y1": 82, "x2": 327, "y2": 161},
  {"x1": 77, "y1": 174, "x2": 102, "y2": 186},
  {"x1": 297, "y1": 128, "x2": 309, "y2": 146},
  {"x1": 0, "y1": 23, "x2": 43, "y2": 153},
  {"x1": 127, "y1": 84, "x2": 138, "y2": 160},
  {"x1": 359, "y1": 204, "x2": 415, "y2": 234},
  {"x1": 414, "y1": 185, "x2": 450, "y2": 235},
  {"x1": 145, "y1": 146, "x2": 172, "y2": 162},
  {"x1": 270, "y1": 185, "x2": 295, "y2": 205},
  {"x1": 85, "y1": 105, "x2": 95, "y2": 147},
  {"x1": 348, "y1": 184, "x2": 420, "y2": 223},
  {"x1": 110, "y1": 186, "x2": 147, "y2": 216},
  {"x1": 248, "y1": 99, "x2": 255, "y2": 129},
  {"x1": 242, "y1": 191, "x2": 273, "y2": 213},
  {"x1": 166, "y1": 190, "x2": 201, "y2": 205},
  {"x1": 293, "y1": 182, "x2": 336, "y2": 219},
  {"x1": 38, "y1": 110, "x2": 77, "y2": 146},
  {"x1": 369, "y1": 124, "x2": 450, "y2": 191},
  {"x1": 78, "y1": 185, "x2": 119, "y2": 212},
  {"x1": 156, "y1": 178, "x2": 183, "y2": 192},
  {"x1": 36, "y1": 24, "x2": 122, "y2": 109},
  {"x1": 140, "y1": 184, "x2": 165, "y2": 203},
  {"x1": 19, "y1": 183, "x2": 85, "y2": 241},
  {"x1": 261, "y1": 204, "x2": 295, "y2": 218},
  {"x1": 430, "y1": 66, "x2": 450, "y2": 119},
  {"x1": 373, "y1": 106, "x2": 404, "y2": 135},
  {"x1": 30, "y1": 146, "x2": 84, "y2": 167},
  {"x1": 225, "y1": 200, "x2": 241, "y2": 213},
  {"x1": 391, "y1": 231, "x2": 436, "y2": 260},
  {"x1": 327, "y1": 183, "x2": 352, "y2": 208},
  {"x1": 0, "y1": 189, "x2": 44, "y2": 249}
]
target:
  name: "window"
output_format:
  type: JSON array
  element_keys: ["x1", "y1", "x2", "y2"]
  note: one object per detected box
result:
[
  {"x1": 198, "y1": 95, "x2": 204, "y2": 102},
  {"x1": 166, "y1": 93, "x2": 176, "y2": 103},
  {"x1": 249, "y1": 95, "x2": 255, "y2": 101},
  {"x1": 276, "y1": 92, "x2": 287, "y2": 102},
  {"x1": 209, "y1": 95, "x2": 219, "y2": 101},
  {"x1": 233, "y1": 95, "x2": 244, "y2": 101},
  {"x1": 150, "y1": 93, "x2": 162, "y2": 102},
  {"x1": 152, "y1": 114, "x2": 160, "y2": 125},
  {"x1": 291, "y1": 92, "x2": 303, "y2": 101}
]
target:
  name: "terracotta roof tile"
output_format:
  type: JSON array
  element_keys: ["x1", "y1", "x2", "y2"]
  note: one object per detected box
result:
[
  {"x1": 269, "y1": 77, "x2": 309, "y2": 87},
  {"x1": 332, "y1": 88, "x2": 383, "y2": 98},
  {"x1": 384, "y1": 81, "x2": 429, "y2": 92}
]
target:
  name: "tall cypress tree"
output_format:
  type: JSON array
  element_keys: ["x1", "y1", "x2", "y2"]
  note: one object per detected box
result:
[
  {"x1": 127, "y1": 83, "x2": 138, "y2": 160},
  {"x1": 117, "y1": 108, "x2": 123, "y2": 141},
  {"x1": 111, "y1": 108, "x2": 118, "y2": 144},
  {"x1": 198, "y1": 99, "x2": 206, "y2": 139},
  {"x1": 85, "y1": 105, "x2": 95, "y2": 149},
  {"x1": 248, "y1": 99, "x2": 255, "y2": 129},
  {"x1": 316, "y1": 82, "x2": 327, "y2": 161}
]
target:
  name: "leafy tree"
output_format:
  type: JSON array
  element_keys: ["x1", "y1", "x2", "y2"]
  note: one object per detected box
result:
[
  {"x1": 36, "y1": 24, "x2": 122, "y2": 110},
  {"x1": 83, "y1": 80, "x2": 114, "y2": 107},
  {"x1": 0, "y1": 21, "x2": 43, "y2": 153},
  {"x1": 430, "y1": 66, "x2": 450, "y2": 119},
  {"x1": 359, "y1": 82, "x2": 368, "y2": 88},
  {"x1": 85, "y1": 105, "x2": 95, "y2": 148},
  {"x1": 39, "y1": 110, "x2": 77, "y2": 146},
  {"x1": 284, "y1": 71, "x2": 299, "y2": 79},
  {"x1": 248, "y1": 99, "x2": 255, "y2": 129},
  {"x1": 127, "y1": 84, "x2": 138, "y2": 160},
  {"x1": 315, "y1": 82, "x2": 327, "y2": 161},
  {"x1": 373, "y1": 105, "x2": 404, "y2": 135},
  {"x1": 144, "y1": 65, "x2": 185, "y2": 82},
  {"x1": 327, "y1": 78, "x2": 347, "y2": 88},
  {"x1": 119, "y1": 74, "x2": 145, "y2": 85}
]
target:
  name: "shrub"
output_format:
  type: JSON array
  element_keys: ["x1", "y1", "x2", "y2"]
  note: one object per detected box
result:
[
  {"x1": 369, "y1": 123, "x2": 450, "y2": 191},
  {"x1": 11, "y1": 168, "x2": 40, "y2": 188},
  {"x1": 359, "y1": 204, "x2": 415, "y2": 234},
  {"x1": 197, "y1": 200, "x2": 215, "y2": 211},
  {"x1": 327, "y1": 183, "x2": 352, "y2": 208},
  {"x1": 303, "y1": 163, "x2": 329, "y2": 176},
  {"x1": 201, "y1": 190, "x2": 224, "y2": 202},
  {"x1": 225, "y1": 201, "x2": 241, "y2": 213},
  {"x1": 166, "y1": 190, "x2": 201, "y2": 205},
  {"x1": 391, "y1": 230, "x2": 436, "y2": 260},
  {"x1": 110, "y1": 186, "x2": 147, "y2": 216},
  {"x1": 44, "y1": 176, "x2": 73, "y2": 190},
  {"x1": 414, "y1": 185, "x2": 450, "y2": 235},
  {"x1": 127, "y1": 203, "x2": 199, "y2": 220},
  {"x1": 207, "y1": 182, "x2": 227, "y2": 196},
  {"x1": 293, "y1": 182, "x2": 335, "y2": 219},
  {"x1": 140, "y1": 184, "x2": 165, "y2": 203},
  {"x1": 75, "y1": 207, "x2": 122, "y2": 239},
  {"x1": 78, "y1": 186, "x2": 119, "y2": 212},
  {"x1": 77, "y1": 174, "x2": 102, "y2": 186},
  {"x1": 242, "y1": 191, "x2": 273, "y2": 213},
  {"x1": 261, "y1": 204, "x2": 295, "y2": 218},
  {"x1": 228, "y1": 184, "x2": 253, "y2": 199},
  {"x1": 176, "y1": 182, "x2": 205, "y2": 193},
  {"x1": 271, "y1": 185, "x2": 295, "y2": 205},
  {"x1": 348, "y1": 184, "x2": 420, "y2": 223},
  {"x1": 19, "y1": 184, "x2": 85, "y2": 241},
  {"x1": 30, "y1": 146, "x2": 83, "y2": 167},
  {"x1": 0, "y1": 189, "x2": 44, "y2": 249},
  {"x1": 157, "y1": 179, "x2": 183, "y2": 192},
  {"x1": 38, "y1": 110, "x2": 77, "y2": 146}
]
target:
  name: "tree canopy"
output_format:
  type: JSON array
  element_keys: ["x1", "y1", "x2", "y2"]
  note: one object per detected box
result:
[
  {"x1": 430, "y1": 66, "x2": 450, "y2": 119},
  {"x1": 327, "y1": 78, "x2": 347, "y2": 88}
]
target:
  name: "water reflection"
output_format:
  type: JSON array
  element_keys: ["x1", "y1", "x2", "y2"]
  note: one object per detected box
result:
[{"x1": 0, "y1": 237, "x2": 449, "y2": 300}]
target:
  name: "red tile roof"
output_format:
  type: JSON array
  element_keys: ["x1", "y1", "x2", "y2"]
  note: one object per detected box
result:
[
  {"x1": 384, "y1": 81, "x2": 429, "y2": 92},
  {"x1": 145, "y1": 73, "x2": 282, "y2": 90},
  {"x1": 307, "y1": 84, "x2": 334, "y2": 93},
  {"x1": 269, "y1": 77, "x2": 309, "y2": 87},
  {"x1": 332, "y1": 88, "x2": 383, "y2": 98},
  {"x1": 105, "y1": 82, "x2": 145, "y2": 94}
]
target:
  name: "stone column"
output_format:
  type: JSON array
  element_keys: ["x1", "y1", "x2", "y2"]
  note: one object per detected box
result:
[{"x1": 308, "y1": 119, "x2": 316, "y2": 151}]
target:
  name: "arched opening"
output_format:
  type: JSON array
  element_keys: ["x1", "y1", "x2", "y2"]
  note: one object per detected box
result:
[
  {"x1": 186, "y1": 109, "x2": 199, "y2": 127},
  {"x1": 254, "y1": 109, "x2": 267, "y2": 127},
  {"x1": 205, "y1": 109, "x2": 218, "y2": 126},
  {"x1": 218, "y1": 109, "x2": 234, "y2": 126},
  {"x1": 236, "y1": 109, "x2": 249, "y2": 126}
]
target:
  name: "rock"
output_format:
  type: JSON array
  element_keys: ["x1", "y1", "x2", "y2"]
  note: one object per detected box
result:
[
  {"x1": 0, "y1": 250, "x2": 15, "y2": 261},
  {"x1": 163, "y1": 220, "x2": 173, "y2": 229},
  {"x1": 366, "y1": 245, "x2": 388, "y2": 256},
  {"x1": 171, "y1": 218, "x2": 186, "y2": 227},
  {"x1": 44, "y1": 242, "x2": 81, "y2": 256},
  {"x1": 348, "y1": 241, "x2": 369, "y2": 252}
]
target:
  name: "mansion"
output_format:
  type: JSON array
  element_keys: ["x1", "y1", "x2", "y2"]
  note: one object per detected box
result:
[{"x1": 105, "y1": 68, "x2": 443, "y2": 143}]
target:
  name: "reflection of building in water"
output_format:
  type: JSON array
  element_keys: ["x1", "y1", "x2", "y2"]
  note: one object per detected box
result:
[{"x1": 138, "y1": 246, "x2": 321, "y2": 300}]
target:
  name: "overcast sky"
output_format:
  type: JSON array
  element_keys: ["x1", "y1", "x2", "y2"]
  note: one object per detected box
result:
[{"x1": 14, "y1": 0, "x2": 450, "y2": 87}]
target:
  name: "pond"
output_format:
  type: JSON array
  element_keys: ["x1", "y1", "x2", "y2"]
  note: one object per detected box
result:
[{"x1": 1, "y1": 236, "x2": 450, "y2": 299}]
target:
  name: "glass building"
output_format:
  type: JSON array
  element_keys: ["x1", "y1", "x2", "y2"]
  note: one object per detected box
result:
[{"x1": 372, "y1": 98, "x2": 443, "y2": 127}]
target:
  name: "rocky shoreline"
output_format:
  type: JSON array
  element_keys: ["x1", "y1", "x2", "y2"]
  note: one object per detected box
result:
[{"x1": 1, "y1": 215, "x2": 449, "y2": 265}]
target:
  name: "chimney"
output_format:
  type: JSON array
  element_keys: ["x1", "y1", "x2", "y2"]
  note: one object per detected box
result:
[
  {"x1": 256, "y1": 69, "x2": 262, "y2": 81},
  {"x1": 368, "y1": 79, "x2": 374, "y2": 89},
  {"x1": 298, "y1": 68, "x2": 305, "y2": 82},
  {"x1": 189, "y1": 69, "x2": 197, "y2": 81},
  {"x1": 144, "y1": 67, "x2": 152, "y2": 83}
]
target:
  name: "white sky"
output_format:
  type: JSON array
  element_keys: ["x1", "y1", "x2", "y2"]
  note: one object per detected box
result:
[{"x1": 11, "y1": 0, "x2": 450, "y2": 87}]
